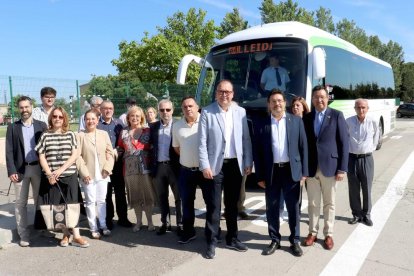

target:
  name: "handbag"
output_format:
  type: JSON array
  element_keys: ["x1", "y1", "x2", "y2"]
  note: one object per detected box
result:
[{"x1": 40, "y1": 183, "x2": 80, "y2": 230}]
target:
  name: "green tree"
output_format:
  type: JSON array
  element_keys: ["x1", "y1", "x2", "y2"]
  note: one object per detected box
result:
[
  {"x1": 314, "y1": 7, "x2": 335, "y2": 33},
  {"x1": 218, "y1": 8, "x2": 249, "y2": 39},
  {"x1": 401, "y1": 62, "x2": 414, "y2": 102},
  {"x1": 112, "y1": 8, "x2": 216, "y2": 85},
  {"x1": 259, "y1": 0, "x2": 314, "y2": 25}
]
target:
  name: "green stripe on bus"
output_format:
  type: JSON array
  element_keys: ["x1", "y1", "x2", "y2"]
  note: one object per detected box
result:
[{"x1": 309, "y1": 36, "x2": 351, "y2": 51}]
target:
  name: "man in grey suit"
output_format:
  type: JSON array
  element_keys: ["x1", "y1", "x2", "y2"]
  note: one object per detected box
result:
[
  {"x1": 253, "y1": 90, "x2": 308, "y2": 257},
  {"x1": 199, "y1": 79, "x2": 253, "y2": 259}
]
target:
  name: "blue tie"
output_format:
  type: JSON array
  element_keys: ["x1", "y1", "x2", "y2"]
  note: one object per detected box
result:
[{"x1": 315, "y1": 112, "x2": 323, "y2": 136}]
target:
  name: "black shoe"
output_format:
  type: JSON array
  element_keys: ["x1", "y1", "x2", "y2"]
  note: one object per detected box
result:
[
  {"x1": 220, "y1": 212, "x2": 226, "y2": 220},
  {"x1": 226, "y1": 238, "x2": 248, "y2": 252},
  {"x1": 178, "y1": 232, "x2": 196, "y2": 244},
  {"x1": 176, "y1": 225, "x2": 184, "y2": 236},
  {"x1": 262, "y1": 240, "x2": 281, "y2": 255},
  {"x1": 205, "y1": 244, "x2": 216, "y2": 259},
  {"x1": 290, "y1": 242, "x2": 303, "y2": 257},
  {"x1": 362, "y1": 217, "x2": 373, "y2": 226},
  {"x1": 238, "y1": 211, "x2": 249, "y2": 220},
  {"x1": 106, "y1": 220, "x2": 114, "y2": 230},
  {"x1": 348, "y1": 216, "x2": 361, "y2": 225},
  {"x1": 117, "y1": 219, "x2": 133, "y2": 228},
  {"x1": 156, "y1": 224, "x2": 171, "y2": 235}
]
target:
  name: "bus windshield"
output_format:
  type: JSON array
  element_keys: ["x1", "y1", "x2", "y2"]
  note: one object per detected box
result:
[{"x1": 196, "y1": 39, "x2": 308, "y2": 111}]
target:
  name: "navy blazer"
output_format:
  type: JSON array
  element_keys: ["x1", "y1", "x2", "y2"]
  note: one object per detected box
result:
[
  {"x1": 149, "y1": 120, "x2": 180, "y2": 177},
  {"x1": 303, "y1": 107, "x2": 349, "y2": 177},
  {"x1": 253, "y1": 113, "x2": 308, "y2": 185},
  {"x1": 6, "y1": 119, "x2": 47, "y2": 179}
]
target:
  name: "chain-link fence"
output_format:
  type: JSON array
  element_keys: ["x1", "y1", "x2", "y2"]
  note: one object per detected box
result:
[{"x1": 0, "y1": 75, "x2": 197, "y2": 124}]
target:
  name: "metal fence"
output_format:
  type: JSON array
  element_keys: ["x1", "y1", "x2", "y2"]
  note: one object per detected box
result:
[{"x1": 0, "y1": 75, "x2": 197, "y2": 123}]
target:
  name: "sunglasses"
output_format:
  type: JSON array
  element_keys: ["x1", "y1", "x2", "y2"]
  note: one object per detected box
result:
[
  {"x1": 159, "y1": 108, "x2": 172, "y2": 112},
  {"x1": 52, "y1": 115, "x2": 64, "y2": 119}
]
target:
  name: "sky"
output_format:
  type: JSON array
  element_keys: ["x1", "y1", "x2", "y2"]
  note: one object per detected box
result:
[{"x1": 1, "y1": 0, "x2": 414, "y2": 83}]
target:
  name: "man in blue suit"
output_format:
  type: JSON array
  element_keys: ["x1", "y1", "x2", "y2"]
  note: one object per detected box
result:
[
  {"x1": 303, "y1": 85, "x2": 349, "y2": 250},
  {"x1": 254, "y1": 90, "x2": 308, "y2": 257},
  {"x1": 199, "y1": 79, "x2": 253, "y2": 259}
]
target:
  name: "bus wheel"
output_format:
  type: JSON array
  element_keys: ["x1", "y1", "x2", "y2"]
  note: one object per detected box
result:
[{"x1": 376, "y1": 121, "x2": 384, "y2": 150}]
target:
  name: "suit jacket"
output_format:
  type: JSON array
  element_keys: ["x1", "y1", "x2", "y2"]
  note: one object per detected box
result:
[
  {"x1": 149, "y1": 120, "x2": 180, "y2": 177},
  {"x1": 77, "y1": 129, "x2": 115, "y2": 179},
  {"x1": 303, "y1": 107, "x2": 349, "y2": 177},
  {"x1": 199, "y1": 102, "x2": 253, "y2": 176},
  {"x1": 253, "y1": 113, "x2": 308, "y2": 185},
  {"x1": 6, "y1": 119, "x2": 47, "y2": 179}
]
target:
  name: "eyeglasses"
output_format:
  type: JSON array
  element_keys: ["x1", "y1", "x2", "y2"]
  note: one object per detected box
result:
[
  {"x1": 43, "y1": 96, "x2": 55, "y2": 99},
  {"x1": 91, "y1": 104, "x2": 101, "y2": 108},
  {"x1": 52, "y1": 115, "x2": 64, "y2": 119},
  {"x1": 159, "y1": 108, "x2": 172, "y2": 112},
  {"x1": 217, "y1": 90, "x2": 233, "y2": 95}
]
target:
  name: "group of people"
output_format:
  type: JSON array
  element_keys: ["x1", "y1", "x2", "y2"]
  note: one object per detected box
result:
[{"x1": 6, "y1": 81, "x2": 378, "y2": 261}]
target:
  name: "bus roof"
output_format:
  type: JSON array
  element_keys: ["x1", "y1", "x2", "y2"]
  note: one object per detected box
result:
[{"x1": 216, "y1": 21, "x2": 391, "y2": 68}]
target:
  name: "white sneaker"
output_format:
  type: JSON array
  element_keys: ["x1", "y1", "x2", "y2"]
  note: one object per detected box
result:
[
  {"x1": 19, "y1": 240, "x2": 30, "y2": 247},
  {"x1": 102, "y1": 228, "x2": 111, "y2": 236},
  {"x1": 91, "y1": 231, "x2": 101, "y2": 239}
]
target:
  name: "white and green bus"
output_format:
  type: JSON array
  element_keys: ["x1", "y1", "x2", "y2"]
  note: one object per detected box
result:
[{"x1": 176, "y1": 21, "x2": 396, "y2": 149}]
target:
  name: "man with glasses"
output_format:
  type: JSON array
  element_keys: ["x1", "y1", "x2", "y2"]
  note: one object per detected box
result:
[
  {"x1": 98, "y1": 100, "x2": 132, "y2": 229},
  {"x1": 303, "y1": 85, "x2": 349, "y2": 250},
  {"x1": 79, "y1": 96, "x2": 103, "y2": 132},
  {"x1": 199, "y1": 79, "x2": 253, "y2": 259},
  {"x1": 32, "y1": 87, "x2": 56, "y2": 126},
  {"x1": 6, "y1": 96, "x2": 47, "y2": 246},
  {"x1": 150, "y1": 99, "x2": 182, "y2": 235}
]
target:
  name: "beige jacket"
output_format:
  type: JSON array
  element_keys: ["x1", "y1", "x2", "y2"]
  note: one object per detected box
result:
[{"x1": 77, "y1": 129, "x2": 114, "y2": 179}]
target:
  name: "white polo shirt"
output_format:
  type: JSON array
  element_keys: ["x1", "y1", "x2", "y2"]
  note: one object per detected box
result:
[{"x1": 172, "y1": 114, "x2": 200, "y2": 168}]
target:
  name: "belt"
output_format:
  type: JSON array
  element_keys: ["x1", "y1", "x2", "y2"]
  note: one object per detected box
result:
[
  {"x1": 24, "y1": 161, "x2": 39, "y2": 166},
  {"x1": 223, "y1": 158, "x2": 237, "y2": 164},
  {"x1": 158, "y1": 161, "x2": 170, "y2": 164},
  {"x1": 273, "y1": 162, "x2": 290, "y2": 168},
  {"x1": 181, "y1": 165, "x2": 199, "y2": 172},
  {"x1": 350, "y1": 153, "x2": 372, "y2": 158}
]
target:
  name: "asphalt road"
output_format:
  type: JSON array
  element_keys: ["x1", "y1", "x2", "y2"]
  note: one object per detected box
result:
[{"x1": 0, "y1": 119, "x2": 413, "y2": 275}]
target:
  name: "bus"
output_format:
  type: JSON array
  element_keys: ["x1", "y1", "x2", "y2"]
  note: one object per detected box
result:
[{"x1": 176, "y1": 21, "x2": 396, "y2": 149}]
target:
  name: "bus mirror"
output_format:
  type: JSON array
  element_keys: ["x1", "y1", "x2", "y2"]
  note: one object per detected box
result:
[
  {"x1": 176, "y1": 54, "x2": 204, "y2": 84},
  {"x1": 312, "y1": 48, "x2": 326, "y2": 79}
]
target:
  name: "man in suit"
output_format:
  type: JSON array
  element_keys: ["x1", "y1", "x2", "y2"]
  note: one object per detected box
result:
[
  {"x1": 303, "y1": 85, "x2": 349, "y2": 250},
  {"x1": 253, "y1": 90, "x2": 308, "y2": 257},
  {"x1": 6, "y1": 96, "x2": 47, "y2": 246},
  {"x1": 199, "y1": 79, "x2": 253, "y2": 259},
  {"x1": 98, "y1": 100, "x2": 132, "y2": 229},
  {"x1": 150, "y1": 99, "x2": 182, "y2": 235}
]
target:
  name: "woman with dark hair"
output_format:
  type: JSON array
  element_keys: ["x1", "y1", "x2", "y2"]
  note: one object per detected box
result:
[
  {"x1": 118, "y1": 106, "x2": 155, "y2": 232},
  {"x1": 291, "y1": 96, "x2": 310, "y2": 117},
  {"x1": 36, "y1": 107, "x2": 89, "y2": 248},
  {"x1": 77, "y1": 109, "x2": 114, "y2": 239}
]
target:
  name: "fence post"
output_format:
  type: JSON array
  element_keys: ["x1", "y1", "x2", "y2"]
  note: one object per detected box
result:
[
  {"x1": 9, "y1": 76, "x2": 14, "y2": 122},
  {"x1": 76, "y1": 80, "x2": 81, "y2": 119}
]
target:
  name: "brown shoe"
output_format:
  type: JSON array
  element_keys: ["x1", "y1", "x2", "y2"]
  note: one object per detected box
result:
[
  {"x1": 59, "y1": 235, "x2": 70, "y2": 247},
  {"x1": 324, "y1": 236, "x2": 334, "y2": 250},
  {"x1": 304, "y1": 234, "x2": 317, "y2": 246},
  {"x1": 72, "y1": 237, "x2": 90, "y2": 248}
]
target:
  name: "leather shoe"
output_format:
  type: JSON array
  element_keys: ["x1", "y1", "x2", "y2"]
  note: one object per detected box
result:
[
  {"x1": 362, "y1": 217, "x2": 373, "y2": 226},
  {"x1": 290, "y1": 242, "x2": 303, "y2": 257},
  {"x1": 238, "y1": 211, "x2": 249, "y2": 220},
  {"x1": 156, "y1": 224, "x2": 171, "y2": 235},
  {"x1": 304, "y1": 234, "x2": 317, "y2": 246},
  {"x1": 176, "y1": 225, "x2": 184, "y2": 236},
  {"x1": 262, "y1": 240, "x2": 281, "y2": 256},
  {"x1": 226, "y1": 238, "x2": 248, "y2": 252},
  {"x1": 205, "y1": 244, "x2": 216, "y2": 259},
  {"x1": 324, "y1": 236, "x2": 334, "y2": 250},
  {"x1": 106, "y1": 220, "x2": 114, "y2": 230},
  {"x1": 348, "y1": 216, "x2": 361, "y2": 224}
]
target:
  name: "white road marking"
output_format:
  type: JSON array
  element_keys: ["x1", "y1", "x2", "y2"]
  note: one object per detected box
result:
[
  {"x1": 320, "y1": 151, "x2": 414, "y2": 276},
  {"x1": 390, "y1": 135, "x2": 402, "y2": 139},
  {"x1": 0, "y1": 210, "x2": 14, "y2": 217}
]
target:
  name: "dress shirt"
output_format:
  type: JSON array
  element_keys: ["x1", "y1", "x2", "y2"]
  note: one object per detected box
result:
[
  {"x1": 158, "y1": 119, "x2": 172, "y2": 162},
  {"x1": 260, "y1": 66, "x2": 290, "y2": 92},
  {"x1": 346, "y1": 115, "x2": 379, "y2": 154},
  {"x1": 98, "y1": 117, "x2": 123, "y2": 148},
  {"x1": 22, "y1": 122, "x2": 38, "y2": 163},
  {"x1": 219, "y1": 105, "x2": 237, "y2": 159},
  {"x1": 271, "y1": 114, "x2": 289, "y2": 163},
  {"x1": 314, "y1": 109, "x2": 326, "y2": 137},
  {"x1": 32, "y1": 105, "x2": 52, "y2": 126}
]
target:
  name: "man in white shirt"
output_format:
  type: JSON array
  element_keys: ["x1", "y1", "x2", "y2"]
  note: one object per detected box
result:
[
  {"x1": 260, "y1": 54, "x2": 290, "y2": 94},
  {"x1": 346, "y1": 98, "x2": 379, "y2": 227},
  {"x1": 32, "y1": 87, "x2": 56, "y2": 126}
]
